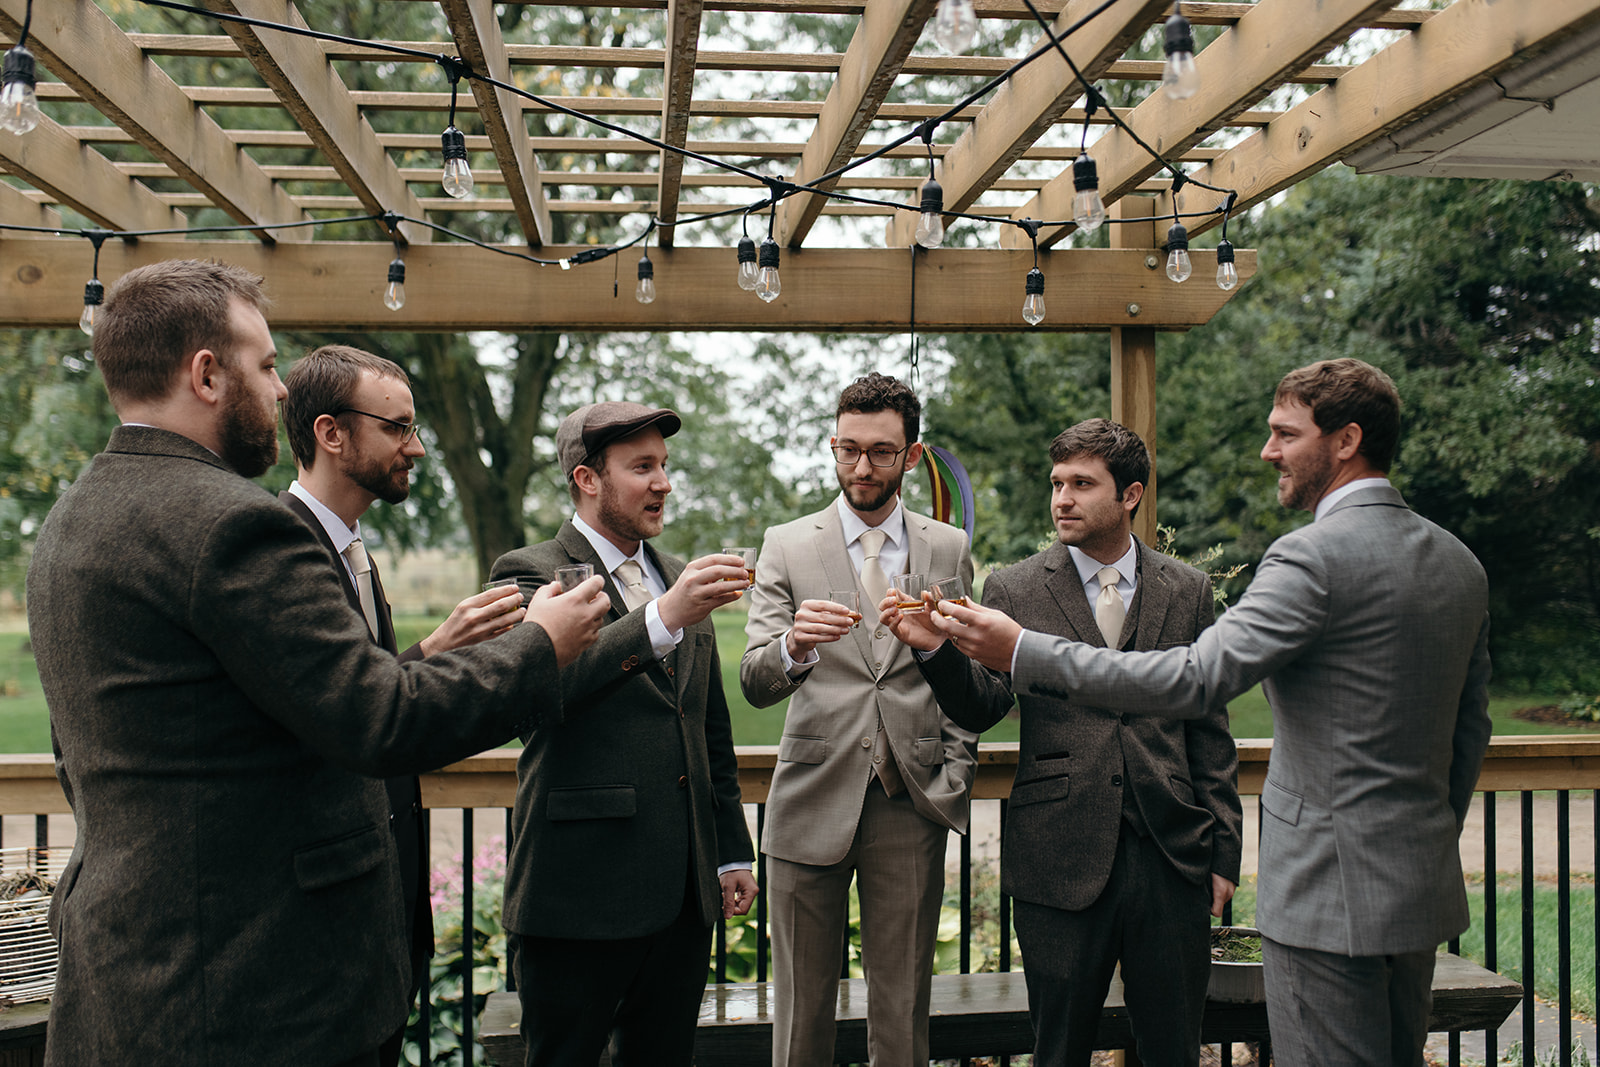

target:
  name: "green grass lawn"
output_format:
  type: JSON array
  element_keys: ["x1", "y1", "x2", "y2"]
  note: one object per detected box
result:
[{"x1": 0, "y1": 620, "x2": 1588, "y2": 752}]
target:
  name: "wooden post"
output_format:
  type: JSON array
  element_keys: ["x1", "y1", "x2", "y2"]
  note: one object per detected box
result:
[{"x1": 1109, "y1": 196, "x2": 1160, "y2": 547}]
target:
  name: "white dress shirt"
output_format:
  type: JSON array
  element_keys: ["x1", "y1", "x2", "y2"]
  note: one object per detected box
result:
[
  {"x1": 571, "y1": 513, "x2": 682, "y2": 660},
  {"x1": 1315, "y1": 476, "x2": 1391, "y2": 522},
  {"x1": 287, "y1": 480, "x2": 364, "y2": 586},
  {"x1": 782, "y1": 495, "x2": 909, "y2": 675}
]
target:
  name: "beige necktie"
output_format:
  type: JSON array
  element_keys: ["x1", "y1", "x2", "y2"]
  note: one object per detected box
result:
[
  {"x1": 342, "y1": 537, "x2": 381, "y2": 640},
  {"x1": 615, "y1": 559, "x2": 653, "y2": 612},
  {"x1": 1095, "y1": 565, "x2": 1126, "y2": 648},
  {"x1": 858, "y1": 528, "x2": 891, "y2": 607}
]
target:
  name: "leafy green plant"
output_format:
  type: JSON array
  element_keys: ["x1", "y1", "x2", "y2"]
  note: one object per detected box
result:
[
  {"x1": 1558, "y1": 693, "x2": 1600, "y2": 723},
  {"x1": 1155, "y1": 525, "x2": 1249, "y2": 607}
]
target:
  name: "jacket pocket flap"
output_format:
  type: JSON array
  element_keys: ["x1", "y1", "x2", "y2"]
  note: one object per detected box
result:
[
  {"x1": 1009, "y1": 774, "x2": 1071, "y2": 808},
  {"x1": 293, "y1": 825, "x2": 387, "y2": 891},
  {"x1": 912, "y1": 737, "x2": 945, "y2": 766},
  {"x1": 1261, "y1": 779, "x2": 1303, "y2": 826},
  {"x1": 778, "y1": 735, "x2": 827, "y2": 765},
  {"x1": 548, "y1": 785, "x2": 637, "y2": 821}
]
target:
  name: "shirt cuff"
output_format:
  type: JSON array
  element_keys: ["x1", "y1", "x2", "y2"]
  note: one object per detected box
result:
[
  {"x1": 779, "y1": 629, "x2": 820, "y2": 677},
  {"x1": 717, "y1": 861, "x2": 754, "y2": 877},
  {"x1": 645, "y1": 601, "x2": 683, "y2": 660}
]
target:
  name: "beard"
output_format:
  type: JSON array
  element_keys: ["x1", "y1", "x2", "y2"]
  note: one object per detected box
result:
[
  {"x1": 598, "y1": 476, "x2": 665, "y2": 544},
  {"x1": 837, "y1": 465, "x2": 904, "y2": 515},
  {"x1": 1278, "y1": 447, "x2": 1335, "y2": 511},
  {"x1": 343, "y1": 444, "x2": 411, "y2": 505},
  {"x1": 218, "y1": 381, "x2": 280, "y2": 478}
]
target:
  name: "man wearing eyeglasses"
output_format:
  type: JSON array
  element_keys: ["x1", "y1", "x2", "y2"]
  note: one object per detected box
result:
[
  {"x1": 742, "y1": 372, "x2": 978, "y2": 1067},
  {"x1": 280, "y1": 344, "x2": 527, "y2": 1067}
]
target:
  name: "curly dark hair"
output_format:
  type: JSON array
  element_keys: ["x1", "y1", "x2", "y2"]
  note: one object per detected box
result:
[{"x1": 835, "y1": 372, "x2": 921, "y2": 443}]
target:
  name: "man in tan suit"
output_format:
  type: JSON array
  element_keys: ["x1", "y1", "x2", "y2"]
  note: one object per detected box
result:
[{"x1": 742, "y1": 373, "x2": 978, "y2": 1067}]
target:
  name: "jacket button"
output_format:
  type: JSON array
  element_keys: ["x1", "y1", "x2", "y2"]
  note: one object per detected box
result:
[
  {"x1": 1112, "y1": 774, "x2": 1123, "y2": 786},
  {"x1": 875, "y1": 629, "x2": 885, "y2": 639},
  {"x1": 678, "y1": 775, "x2": 688, "y2": 788},
  {"x1": 876, "y1": 681, "x2": 886, "y2": 690},
  {"x1": 667, "y1": 666, "x2": 675, "y2": 676},
  {"x1": 679, "y1": 706, "x2": 686, "y2": 719},
  {"x1": 860, "y1": 737, "x2": 873, "y2": 749}
]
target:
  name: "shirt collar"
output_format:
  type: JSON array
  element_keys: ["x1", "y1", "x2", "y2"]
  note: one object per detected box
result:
[
  {"x1": 571, "y1": 512, "x2": 649, "y2": 575},
  {"x1": 287, "y1": 480, "x2": 362, "y2": 553},
  {"x1": 1066, "y1": 537, "x2": 1136, "y2": 590},
  {"x1": 837, "y1": 493, "x2": 906, "y2": 549},
  {"x1": 1314, "y1": 476, "x2": 1391, "y2": 522}
]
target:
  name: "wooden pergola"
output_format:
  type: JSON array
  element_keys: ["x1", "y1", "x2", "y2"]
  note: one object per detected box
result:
[{"x1": 4, "y1": 0, "x2": 1599, "y2": 535}]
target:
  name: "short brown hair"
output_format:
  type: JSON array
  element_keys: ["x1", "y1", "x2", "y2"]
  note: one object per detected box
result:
[
  {"x1": 1274, "y1": 358, "x2": 1401, "y2": 472},
  {"x1": 1049, "y1": 418, "x2": 1150, "y2": 518},
  {"x1": 836, "y1": 372, "x2": 921, "y2": 443},
  {"x1": 93, "y1": 260, "x2": 268, "y2": 405},
  {"x1": 282, "y1": 345, "x2": 411, "y2": 469}
]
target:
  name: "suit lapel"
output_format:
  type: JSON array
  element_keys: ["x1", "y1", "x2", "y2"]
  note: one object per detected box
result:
[
  {"x1": 365, "y1": 554, "x2": 402, "y2": 655},
  {"x1": 280, "y1": 491, "x2": 366, "y2": 619},
  {"x1": 1042, "y1": 542, "x2": 1102, "y2": 645},
  {"x1": 556, "y1": 521, "x2": 627, "y2": 622},
  {"x1": 809, "y1": 507, "x2": 878, "y2": 672},
  {"x1": 1129, "y1": 539, "x2": 1174, "y2": 653}
]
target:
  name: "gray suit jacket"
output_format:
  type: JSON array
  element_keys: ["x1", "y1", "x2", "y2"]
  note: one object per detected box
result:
[
  {"x1": 1013, "y1": 485, "x2": 1493, "y2": 955},
  {"x1": 920, "y1": 539, "x2": 1241, "y2": 911},
  {"x1": 27, "y1": 426, "x2": 559, "y2": 1066},
  {"x1": 491, "y1": 521, "x2": 753, "y2": 940},
  {"x1": 741, "y1": 502, "x2": 979, "y2": 865}
]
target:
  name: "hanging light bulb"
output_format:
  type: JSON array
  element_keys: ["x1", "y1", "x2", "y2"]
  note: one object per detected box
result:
[
  {"x1": 736, "y1": 236, "x2": 759, "y2": 291},
  {"x1": 1162, "y1": 9, "x2": 1200, "y2": 100},
  {"x1": 915, "y1": 178, "x2": 945, "y2": 249},
  {"x1": 1022, "y1": 268, "x2": 1045, "y2": 326},
  {"x1": 0, "y1": 45, "x2": 42, "y2": 135},
  {"x1": 1165, "y1": 222, "x2": 1192, "y2": 283},
  {"x1": 1071, "y1": 154, "x2": 1106, "y2": 234},
  {"x1": 440, "y1": 126, "x2": 474, "y2": 199},
  {"x1": 636, "y1": 253, "x2": 657, "y2": 304},
  {"x1": 932, "y1": 0, "x2": 979, "y2": 55},
  {"x1": 79, "y1": 279, "x2": 104, "y2": 337},
  {"x1": 755, "y1": 238, "x2": 782, "y2": 303},
  {"x1": 1214, "y1": 239, "x2": 1237, "y2": 291},
  {"x1": 384, "y1": 258, "x2": 407, "y2": 311}
]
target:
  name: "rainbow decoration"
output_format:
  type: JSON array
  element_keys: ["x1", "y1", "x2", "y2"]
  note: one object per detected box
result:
[{"x1": 922, "y1": 445, "x2": 975, "y2": 543}]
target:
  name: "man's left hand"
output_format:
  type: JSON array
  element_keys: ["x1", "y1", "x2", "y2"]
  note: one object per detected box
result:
[
  {"x1": 419, "y1": 583, "x2": 526, "y2": 657},
  {"x1": 928, "y1": 598, "x2": 1024, "y2": 672},
  {"x1": 720, "y1": 869, "x2": 759, "y2": 918},
  {"x1": 1211, "y1": 874, "x2": 1237, "y2": 918}
]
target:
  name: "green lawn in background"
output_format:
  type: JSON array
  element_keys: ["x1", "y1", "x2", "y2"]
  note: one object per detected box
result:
[{"x1": 0, "y1": 622, "x2": 1589, "y2": 753}]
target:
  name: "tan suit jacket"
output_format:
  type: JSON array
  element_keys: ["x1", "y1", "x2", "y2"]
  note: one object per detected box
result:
[{"x1": 741, "y1": 501, "x2": 978, "y2": 864}]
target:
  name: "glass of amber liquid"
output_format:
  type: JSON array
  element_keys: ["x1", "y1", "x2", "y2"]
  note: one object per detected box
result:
[
  {"x1": 896, "y1": 573, "x2": 928, "y2": 614},
  {"x1": 828, "y1": 589, "x2": 863, "y2": 629},
  {"x1": 722, "y1": 547, "x2": 757, "y2": 594},
  {"x1": 932, "y1": 575, "x2": 968, "y2": 617}
]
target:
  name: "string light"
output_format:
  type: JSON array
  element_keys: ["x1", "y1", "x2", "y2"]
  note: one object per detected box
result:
[
  {"x1": 1162, "y1": 4, "x2": 1200, "y2": 100},
  {"x1": 1022, "y1": 268, "x2": 1045, "y2": 326},
  {"x1": 1071, "y1": 155, "x2": 1105, "y2": 235},
  {"x1": 756, "y1": 238, "x2": 782, "y2": 303},
  {"x1": 1214, "y1": 239, "x2": 1236, "y2": 291},
  {"x1": 384, "y1": 256, "x2": 407, "y2": 310},
  {"x1": 79, "y1": 279, "x2": 103, "y2": 336},
  {"x1": 636, "y1": 251, "x2": 656, "y2": 304},
  {"x1": 0, "y1": 45, "x2": 41, "y2": 135},
  {"x1": 1165, "y1": 222, "x2": 1191, "y2": 283},
  {"x1": 915, "y1": 179, "x2": 946, "y2": 249},
  {"x1": 736, "y1": 235, "x2": 759, "y2": 291},
  {"x1": 932, "y1": 0, "x2": 979, "y2": 55},
  {"x1": 438, "y1": 58, "x2": 474, "y2": 199}
]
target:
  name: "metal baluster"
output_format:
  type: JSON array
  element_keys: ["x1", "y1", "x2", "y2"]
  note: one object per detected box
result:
[
  {"x1": 504, "y1": 809, "x2": 516, "y2": 994},
  {"x1": 1522, "y1": 791, "x2": 1534, "y2": 1067},
  {"x1": 716, "y1": 906, "x2": 728, "y2": 982},
  {"x1": 463, "y1": 806, "x2": 475, "y2": 1066},
  {"x1": 999, "y1": 798, "x2": 1010, "y2": 1067},
  {"x1": 1485, "y1": 792, "x2": 1496, "y2": 1067},
  {"x1": 1559, "y1": 791, "x2": 1571, "y2": 1067},
  {"x1": 757, "y1": 803, "x2": 768, "y2": 983},
  {"x1": 420, "y1": 807, "x2": 432, "y2": 1063},
  {"x1": 960, "y1": 828, "x2": 972, "y2": 975}
]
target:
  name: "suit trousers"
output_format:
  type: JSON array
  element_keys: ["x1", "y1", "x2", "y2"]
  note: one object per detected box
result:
[
  {"x1": 1262, "y1": 936, "x2": 1436, "y2": 1067},
  {"x1": 769, "y1": 786, "x2": 949, "y2": 1067},
  {"x1": 1011, "y1": 828, "x2": 1212, "y2": 1067},
  {"x1": 509, "y1": 880, "x2": 714, "y2": 1067}
]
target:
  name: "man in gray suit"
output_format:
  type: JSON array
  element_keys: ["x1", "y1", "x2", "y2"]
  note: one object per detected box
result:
[
  {"x1": 929, "y1": 359, "x2": 1493, "y2": 1066},
  {"x1": 491, "y1": 402, "x2": 757, "y2": 1067},
  {"x1": 742, "y1": 372, "x2": 978, "y2": 1067},
  {"x1": 26, "y1": 259, "x2": 608, "y2": 1067},
  {"x1": 886, "y1": 418, "x2": 1241, "y2": 1066},
  {"x1": 280, "y1": 344, "x2": 527, "y2": 1067}
]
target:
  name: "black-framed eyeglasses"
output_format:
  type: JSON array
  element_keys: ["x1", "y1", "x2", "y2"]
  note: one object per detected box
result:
[
  {"x1": 335, "y1": 408, "x2": 422, "y2": 444},
  {"x1": 830, "y1": 443, "x2": 910, "y2": 468}
]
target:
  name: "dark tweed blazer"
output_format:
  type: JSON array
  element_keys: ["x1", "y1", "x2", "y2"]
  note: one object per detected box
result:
[
  {"x1": 27, "y1": 426, "x2": 558, "y2": 1066},
  {"x1": 491, "y1": 521, "x2": 753, "y2": 940},
  {"x1": 920, "y1": 538, "x2": 1242, "y2": 911}
]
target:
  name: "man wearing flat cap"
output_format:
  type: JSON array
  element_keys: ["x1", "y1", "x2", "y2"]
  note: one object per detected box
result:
[{"x1": 491, "y1": 402, "x2": 759, "y2": 1067}]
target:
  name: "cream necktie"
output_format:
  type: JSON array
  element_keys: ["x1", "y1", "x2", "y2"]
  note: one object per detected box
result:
[
  {"x1": 342, "y1": 537, "x2": 381, "y2": 640},
  {"x1": 858, "y1": 527, "x2": 891, "y2": 608},
  {"x1": 615, "y1": 559, "x2": 653, "y2": 612},
  {"x1": 1095, "y1": 565, "x2": 1126, "y2": 648}
]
